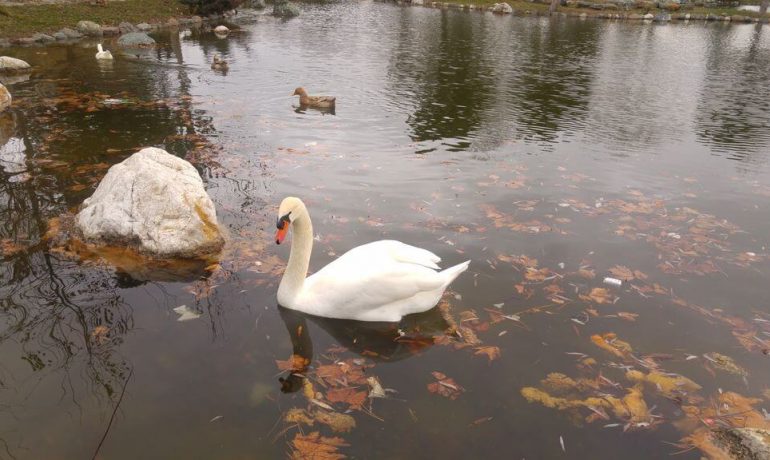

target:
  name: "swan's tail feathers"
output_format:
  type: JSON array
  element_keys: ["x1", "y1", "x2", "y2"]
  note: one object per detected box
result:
[{"x1": 440, "y1": 260, "x2": 470, "y2": 287}]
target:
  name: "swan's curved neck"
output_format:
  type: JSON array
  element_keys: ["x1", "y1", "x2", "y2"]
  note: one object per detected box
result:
[
  {"x1": 278, "y1": 204, "x2": 313, "y2": 304},
  {"x1": 98, "y1": 44, "x2": 103, "y2": 52}
]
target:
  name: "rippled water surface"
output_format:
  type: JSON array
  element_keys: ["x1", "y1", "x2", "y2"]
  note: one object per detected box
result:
[{"x1": 2, "y1": 3, "x2": 770, "y2": 459}]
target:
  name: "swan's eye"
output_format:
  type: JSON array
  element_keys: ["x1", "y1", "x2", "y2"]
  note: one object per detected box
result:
[{"x1": 276, "y1": 213, "x2": 291, "y2": 229}]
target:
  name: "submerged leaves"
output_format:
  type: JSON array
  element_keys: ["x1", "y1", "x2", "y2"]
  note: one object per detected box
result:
[{"x1": 427, "y1": 372, "x2": 465, "y2": 400}]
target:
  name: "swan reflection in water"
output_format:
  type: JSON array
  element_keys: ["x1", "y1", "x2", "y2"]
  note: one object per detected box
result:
[{"x1": 276, "y1": 305, "x2": 449, "y2": 393}]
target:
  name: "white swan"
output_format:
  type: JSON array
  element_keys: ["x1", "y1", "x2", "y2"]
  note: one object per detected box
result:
[
  {"x1": 95, "y1": 44, "x2": 113, "y2": 60},
  {"x1": 275, "y1": 197, "x2": 470, "y2": 322}
]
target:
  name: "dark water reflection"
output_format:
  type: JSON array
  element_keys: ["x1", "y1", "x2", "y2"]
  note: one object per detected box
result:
[{"x1": 1, "y1": 4, "x2": 770, "y2": 459}]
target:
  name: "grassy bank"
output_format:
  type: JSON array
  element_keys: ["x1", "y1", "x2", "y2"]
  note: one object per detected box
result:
[
  {"x1": 0, "y1": 0, "x2": 189, "y2": 38},
  {"x1": 436, "y1": 0, "x2": 768, "y2": 19}
]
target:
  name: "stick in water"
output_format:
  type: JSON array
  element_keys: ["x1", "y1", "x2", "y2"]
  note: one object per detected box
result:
[{"x1": 92, "y1": 367, "x2": 134, "y2": 460}]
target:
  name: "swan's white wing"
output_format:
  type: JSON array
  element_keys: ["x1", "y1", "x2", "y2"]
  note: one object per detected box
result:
[
  {"x1": 303, "y1": 263, "x2": 444, "y2": 319},
  {"x1": 348, "y1": 240, "x2": 441, "y2": 269},
  {"x1": 298, "y1": 241, "x2": 446, "y2": 319}
]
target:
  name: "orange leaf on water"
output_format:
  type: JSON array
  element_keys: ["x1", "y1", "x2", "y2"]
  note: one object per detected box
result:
[
  {"x1": 474, "y1": 346, "x2": 501, "y2": 362},
  {"x1": 581, "y1": 288, "x2": 612, "y2": 304},
  {"x1": 290, "y1": 431, "x2": 349, "y2": 460},
  {"x1": 275, "y1": 354, "x2": 310, "y2": 372},
  {"x1": 325, "y1": 387, "x2": 367, "y2": 410}
]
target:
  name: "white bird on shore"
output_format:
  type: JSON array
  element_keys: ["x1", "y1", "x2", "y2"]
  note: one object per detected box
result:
[
  {"x1": 274, "y1": 197, "x2": 470, "y2": 322},
  {"x1": 95, "y1": 44, "x2": 113, "y2": 60}
]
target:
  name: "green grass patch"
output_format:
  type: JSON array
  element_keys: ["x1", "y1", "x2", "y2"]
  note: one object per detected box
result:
[
  {"x1": 437, "y1": 0, "x2": 767, "y2": 18},
  {"x1": 0, "y1": 0, "x2": 190, "y2": 38}
]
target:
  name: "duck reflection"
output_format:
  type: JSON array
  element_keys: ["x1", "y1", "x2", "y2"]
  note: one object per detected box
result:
[
  {"x1": 293, "y1": 105, "x2": 336, "y2": 116},
  {"x1": 277, "y1": 305, "x2": 448, "y2": 393}
]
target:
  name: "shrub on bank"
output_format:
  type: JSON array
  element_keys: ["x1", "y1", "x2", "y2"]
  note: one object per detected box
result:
[{"x1": 180, "y1": 0, "x2": 243, "y2": 15}]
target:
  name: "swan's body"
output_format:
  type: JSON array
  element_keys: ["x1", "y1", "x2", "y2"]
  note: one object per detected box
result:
[
  {"x1": 95, "y1": 44, "x2": 113, "y2": 60},
  {"x1": 275, "y1": 197, "x2": 469, "y2": 322}
]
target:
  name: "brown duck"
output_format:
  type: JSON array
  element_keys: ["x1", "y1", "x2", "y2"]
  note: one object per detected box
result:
[
  {"x1": 211, "y1": 55, "x2": 229, "y2": 71},
  {"x1": 293, "y1": 87, "x2": 336, "y2": 108}
]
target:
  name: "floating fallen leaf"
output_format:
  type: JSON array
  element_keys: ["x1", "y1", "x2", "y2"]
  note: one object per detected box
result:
[
  {"x1": 285, "y1": 408, "x2": 315, "y2": 426},
  {"x1": 275, "y1": 354, "x2": 310, "y2": 372},
  {"x1": 427, "y1": 371, "x2": 465, "y2": 400},
  {"x1": 616, "y1": 312, "x2": 638, "y2": 322},
  {"x1": 173, "y1": 305, "x2": 201, "y2": 322},
  {"x1": 590, "y1": 333, "x2": 632, "y2": 358},
  {"x1": 608, "y1": 266, "x2": 635, "y2": 281},
  {"x1": 474, "y1": 346, "x2": 501, "y2": 362},
  {"x1": 314, "y1": 410, "x2": 356, "y2": 433},
  {"x1": 325, "y1": 387, "x2": 367, "y2": 410},
  {"x1": 289, "y1": 431, "x2": 348, "y2": 460},
  {"x1": 703, "y1": 352, "x2": 748, "y2": 377},
  {"x1": 626, "y1": 370, "x2": 701, "y2": 399},
  {"x1": 367, "y1": 376, "x2": 386, "y2": 399},
  {"x1": 581, "y1": 288, "x2": 612, "y2": 305}
]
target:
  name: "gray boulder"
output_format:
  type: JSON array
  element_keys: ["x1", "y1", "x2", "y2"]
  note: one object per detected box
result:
[
  {"x1": 32, "y1": 33, "x2": 56, "y2": 43},
  {"x1": 59, "y1": 27, "x2": 83, "y2": 39},
  {"x1": 119, "y1": 22, "x2": 139, "y2": 33},
  {"x1": 118, "y1": 32, "x2": 156, "y2": 48},
  {"x1": 0, "y1": 83, "x2": 10, "y2": 112},
  {"x1": 11, "y1": 37, "x2": 36, "y2": 46},
  {"x1": 53, "y1": 32, "x2": 68, "y2": 41},
  {"x1": 76, "y1": 147, "x2": 225, "y2": 258},
  {"x1": 77, "y1": 20, "x2": 103, "y2": 36},
  {"x1": 136, "y1": 22, "x2": 153, "y2": 32},
  {"x1": 0, "y1": 57, "x2": 32, "y2": 74},
  {"x1": 102, "y1": 26, "x2": 120, "y2": 36}
]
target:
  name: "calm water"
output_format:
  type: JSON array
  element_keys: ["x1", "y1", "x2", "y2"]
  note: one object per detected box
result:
[{"x1": 2, "y1": 3, "x2": 770, "y2": 459}]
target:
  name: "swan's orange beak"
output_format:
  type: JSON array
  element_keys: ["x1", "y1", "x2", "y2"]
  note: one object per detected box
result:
[
  {"x1": 275, "y1": 225, "x2": 288, "y2": 245},
  {"x1": 275, "y1": 213, "x2": 291, "y2": 244}
]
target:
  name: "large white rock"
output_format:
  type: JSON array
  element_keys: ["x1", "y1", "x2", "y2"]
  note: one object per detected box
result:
[
  {"x1": 0, "y1": 56, "x2": 31, "y2": 74},
  {"x1": 492, "y1": 2, "x2": 513, "y2": 13},
  {"x1": 0, "y1": 83, "x2": 10, "y2": 112},
  {"x1": 77, "y1": 147, "x2": 225, "y2": 258}
]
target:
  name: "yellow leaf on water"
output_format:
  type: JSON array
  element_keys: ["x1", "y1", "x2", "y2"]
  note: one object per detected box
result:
[
  {"x1": 314, "y1": 410, "x2": 356, "y2": 433},
  {"x1": 626, "y1": 370, "x2": 701, "y2": 399},
  {"x1": 590, "y1": 333, "x2": 632, "y2": 358}
]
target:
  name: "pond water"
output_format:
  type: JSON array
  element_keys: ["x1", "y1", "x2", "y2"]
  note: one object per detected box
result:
[{"x1": 2, "y1": 3, "x2": 770, "y2": 459}]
